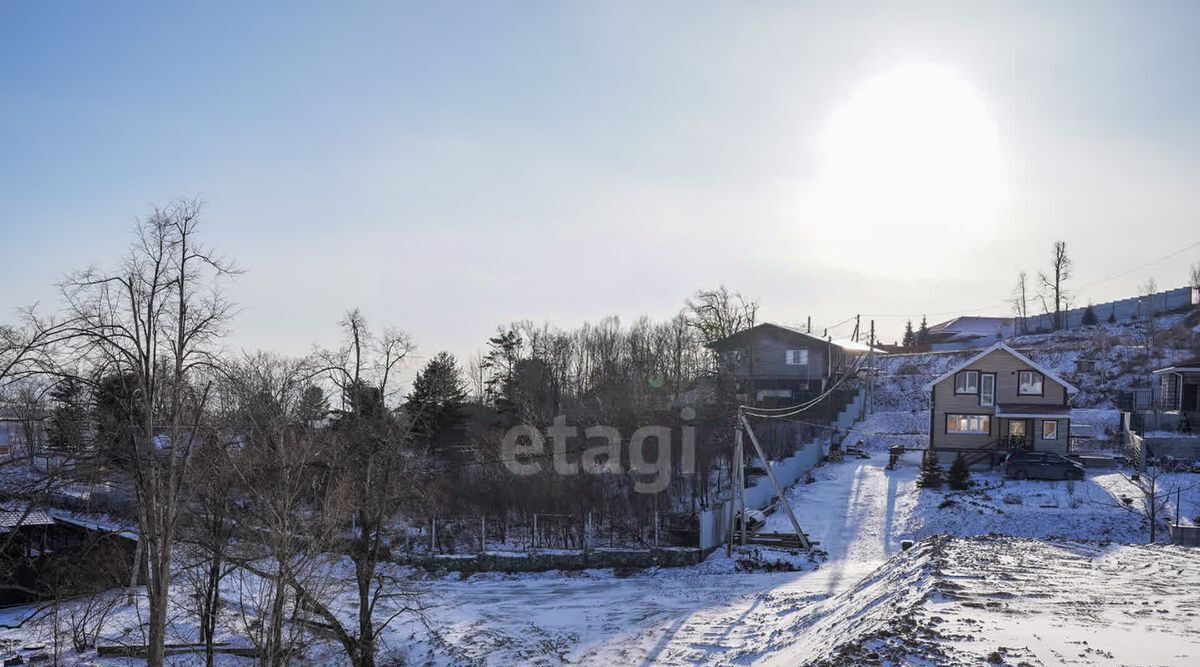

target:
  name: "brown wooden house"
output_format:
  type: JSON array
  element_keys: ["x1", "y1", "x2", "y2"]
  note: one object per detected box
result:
[{"x1": 924, "y1": 343, "x2": 1078, "y2": 464}]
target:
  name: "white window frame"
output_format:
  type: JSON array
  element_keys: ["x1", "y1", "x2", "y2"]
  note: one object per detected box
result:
[
  {"x1": 980, "y1": 373, "x2": 995, "y2": 407},
  {"x1": 1019, "y1": 371, "x2": 1043, "y2": 396},
  {"x1": 1042, "y1": 419, "x2": 1058, "y2": 440},
  {"x1": 947, "y1": 414, "x2": 990, "y2": 435},
  {"x1": 954, "y1": 371, "x2": 979, "y2": 394},
  {"x1": 785, "y1": 349, "x2": 809, "y2": 366}
]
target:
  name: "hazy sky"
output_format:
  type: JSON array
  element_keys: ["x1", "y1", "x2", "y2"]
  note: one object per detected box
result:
[{"x1": 3, "y1": 1, "x2": 1199, "y2": 373}]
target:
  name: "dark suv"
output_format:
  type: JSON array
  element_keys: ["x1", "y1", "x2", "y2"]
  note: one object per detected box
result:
[{"x1": 1003, "y1": 452, "x2": 1085, "y2": 481}]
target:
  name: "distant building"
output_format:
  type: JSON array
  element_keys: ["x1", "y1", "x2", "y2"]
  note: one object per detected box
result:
[
  {"x1": 925, "y1": 316, "x2": 1015, "y2": 351},
  {"x1": 710, "y1": 323, "x2": 884, "y2": 404},
  {"x1": 924, "y1": 342, "x2": 1077, "y2": 465},
  {"x1": 1152, "y1": 358, "x2": 1200, "y2": 417}
]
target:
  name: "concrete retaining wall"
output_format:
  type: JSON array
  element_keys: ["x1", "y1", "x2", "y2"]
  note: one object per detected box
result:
[{"x1": 698, "y1": 389, "x2": 866, "y2": 550}]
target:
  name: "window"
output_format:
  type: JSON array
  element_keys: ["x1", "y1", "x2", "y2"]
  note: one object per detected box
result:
[
  {"x1": 980, "y1": 373, "x2": 995, "y2": 407},
  {"x1": 1019, "y1": 371, "x2": 1043, "y2": 395},
  {"x1": 955, "y1": 371, "x2": 979, "y2": 394},
  {"x1": 947, "y1": 414, "x2": 990, "y2": 435},
  {"x1": 785, "y1": 349, "x2": 809, "y2": 365},
  {"x1": 1042, "y1": 420, "x2": 1058, "y2": 440}
]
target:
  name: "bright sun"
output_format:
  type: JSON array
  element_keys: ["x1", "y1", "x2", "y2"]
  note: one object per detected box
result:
[{"x1": 800, "y1": 63, "x2": 1007, "y2": 275}]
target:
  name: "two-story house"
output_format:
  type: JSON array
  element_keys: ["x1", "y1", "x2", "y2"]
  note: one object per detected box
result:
[
  {"x1": 924, "y1": 343, "x2": 1077, "y2": 464},
  {"x1": 710, "y1": 323, "x2": 882, "y2": 404}
]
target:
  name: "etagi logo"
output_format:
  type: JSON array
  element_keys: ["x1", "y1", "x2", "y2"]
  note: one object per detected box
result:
[{"x1": 500, "y1": 408, "x2": 697, "y2": 494}]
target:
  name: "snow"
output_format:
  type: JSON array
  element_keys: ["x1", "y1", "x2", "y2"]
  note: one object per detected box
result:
[{"x1": 3, "y1": 451, "x2": 1199, "y2": 665}]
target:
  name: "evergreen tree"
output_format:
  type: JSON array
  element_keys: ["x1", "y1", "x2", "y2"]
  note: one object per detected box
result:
[
  {"x1": 1081, "y1": 303, "x2": 1098, "y2": 326},
  {"x1": 947, "y1": 453, "x2": 972, "y2": 490},
  {"x1": 92, "y1": 372, "x2": 143, "y2": 464},
  {"x1": 902, "y1": 320, "x2": 916, "y2": 348},
  {"x1": 405, "y1": 351, "x2": 468, "y2": 445},
  {"x1": 915, "y1": 315, "x2": 931, "y2": 345},
  {"x1": 1107, "y1": 309, "x2": 1117, "y2": 324},
  {"x1": 917, "y1": 450, "x2": 944, "y2": 489},
  {"x1": 481, "y1": 329, "x2": 523, "y2": 415},
  {"x1": 48, "y1": 376, "x2": 87, "y2": 453},
  {"x1": 297, "y1": 384, "x2": 329, "y2": 426}
]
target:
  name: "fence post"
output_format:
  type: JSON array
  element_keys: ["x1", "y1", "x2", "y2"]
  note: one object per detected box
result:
[
  {"x1": 532, "y1": 513, "x2": 538, "y2": 551},
  {"x1": 480, "y1": 516, "x2": 486, "y2": 554},
  {"x1": 430, "y1": 518, "x2": 437, "y2": 553}
]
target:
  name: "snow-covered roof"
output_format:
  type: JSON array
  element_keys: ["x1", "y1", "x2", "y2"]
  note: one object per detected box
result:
[
  {"x1": 0, "y1": 508, "x2": 55, "y2": 530},
  {"x1": 928, "y1": 316, "x2": 1014, "y2": 337},
  {"x1": 1153, "y1": 357, "x2": 1200, "y2": 374},
  {"x1": 921, "y1": 342, "x2": 1079, "y2": 395},
  {"x1": 828, "y1": 337, "x2": 888, "y2": 355}
]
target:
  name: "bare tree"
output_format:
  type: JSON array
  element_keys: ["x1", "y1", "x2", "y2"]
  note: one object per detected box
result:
[
  {"x1": 216, "y1": 351, "x2": 334, "y2": 667},
  {"x1": 282, "y1": 311, "x2": 428, "y2": 667},
  {"x1": 57, "y1": 199, "x2": 237, "y2": 666},
  {"x1": 1037, "y1": 241, "x2": 1072, "y2": 330},
  {"x1": 1100, "y1": 468, "x2": 1198, "y2": 543},
  {"x1": 684, "y1": 286, "x2": 758, "y2": 348},
  {"x1": 1011, "y1": 271, "x2": 1030, "y2": 334},
  {"x1": 0, "y1": 377, "x2": 51, "y2": 464}
]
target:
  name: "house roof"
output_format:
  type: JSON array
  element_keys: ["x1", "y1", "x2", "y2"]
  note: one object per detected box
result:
[
  {"x1": 710, "y1": 323, "x2": 887, "y2": 354},
  {"x1": 1153, "y1": 357, "x2": 1200, "y2": 375},
  {"x1": 928, "y1": 316, "x2": 1014, "y2": 337},
  {"x1": 922, "y1": 342, "x2": 1079, "y2": 395},
  {"x1": 0, "y1": 508, "x2": 55, "y2": 531}
]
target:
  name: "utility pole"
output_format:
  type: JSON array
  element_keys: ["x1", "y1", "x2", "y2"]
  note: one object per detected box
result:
[
  {"x1": 806, "y1": 315, "x2": 812, "y2": 333},
  {"x1": 867, "y1": 319, "x2": 876, "y2": 415},
  {"x1": 727, "y1": 429, "x2": 737, "y2": 556},
  {"x1": 736, "y1": 426, "x2": 746, "y2": 546},
  {"x1": 852, "y1": 314, "x2": 860, "y2": 342}
]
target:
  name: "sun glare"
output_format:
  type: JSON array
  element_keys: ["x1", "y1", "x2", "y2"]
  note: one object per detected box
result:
[{"x1": 800, "y1": 63, "x2": 1007, "y2": 275}]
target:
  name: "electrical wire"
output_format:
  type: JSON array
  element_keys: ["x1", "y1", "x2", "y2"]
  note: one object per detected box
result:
[{"x1": 740, "y1": 353, "x2": 871, "y2": 419}]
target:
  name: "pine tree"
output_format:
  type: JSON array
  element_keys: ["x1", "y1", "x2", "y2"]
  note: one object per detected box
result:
[
  {"x1": 1107, "y1": 309, "x2": 1117, "y2": 324},
  {"x1": 916, "y1": 315, "x2": 931, "y2": 345},
  {"x1": 405, "y1": 351, "x2": 468, "y2": 446},
  {"x1": 947, "y1": 453, "x2": 971, "y2": 490},
  {"x1": 297, "y1": 384, "x2": 329, "y2": 426},
  {"x1": 902, "y1": 320, "x2": 916, "y2": 348},
  {"x1": 48, "y1": 376, "x2": 87, "y2": 453},
  {"x1": 917, "y1": 450, "x2": 944, "y2": 489},
  {"x1": 481, "y1": 330, "x2": 523, "y2": 415},
  {"x1": 1081, "y1": 303, "x2": 1098, "y2": 326}
]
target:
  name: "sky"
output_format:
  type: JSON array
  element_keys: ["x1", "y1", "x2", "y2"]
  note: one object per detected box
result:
[{"x1": 2, "y1": 1, "x2": 1199, "y2": 376}]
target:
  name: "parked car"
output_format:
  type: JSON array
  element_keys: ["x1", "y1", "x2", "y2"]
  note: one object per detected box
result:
[{"x1": 1003, "y1": 452, "x2": 1085, "y2": 480}]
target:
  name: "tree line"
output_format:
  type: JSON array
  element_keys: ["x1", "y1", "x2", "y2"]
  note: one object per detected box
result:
[{"x1": 0, "y1": 200, "x2": 779, "y2": 666}]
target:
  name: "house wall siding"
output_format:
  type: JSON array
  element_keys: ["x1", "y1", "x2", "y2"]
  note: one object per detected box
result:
[
  {"x1": 931, "y1": 349, "x2": 1069, "y2": 450},
  {"x1": 724, "y1": 328, "x2": 830, "y2": 382}
]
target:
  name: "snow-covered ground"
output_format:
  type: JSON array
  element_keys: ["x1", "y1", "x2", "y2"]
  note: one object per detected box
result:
[
  {"x1": 3, "y1": 416, "x2": 1198, "y2": 665},
  {"x1": 385, "y1": 453, "x2": 1200, "y2": 665}
]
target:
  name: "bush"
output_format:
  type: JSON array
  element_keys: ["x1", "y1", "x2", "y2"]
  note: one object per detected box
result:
[
  {"x1": 917, "y1": 450, "x2": 944, "y2": 489},
  {"x1": 947, "y1": 453, "x2": 972, "y2": 490}
]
